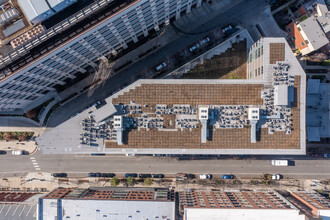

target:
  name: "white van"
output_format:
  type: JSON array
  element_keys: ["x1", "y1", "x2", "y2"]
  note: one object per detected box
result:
[
  {"x1": 199, "y1": 174, "x2": 212, "y2": 179},
  {"x1": 12, "y1": 150, "x2": 23, "y2": 155},
  {"x1": 271, "y1": 160, "x2": 288, "y2": 166}
]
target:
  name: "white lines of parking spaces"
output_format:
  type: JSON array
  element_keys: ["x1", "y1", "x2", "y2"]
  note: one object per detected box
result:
[{"x1": 30, "y1": 157, "x2": 40, "y2": 171}]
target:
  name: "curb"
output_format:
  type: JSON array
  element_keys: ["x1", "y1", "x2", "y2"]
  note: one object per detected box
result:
[{"x1": 29, "y1": 145, "x2": 39, "y2": 155}]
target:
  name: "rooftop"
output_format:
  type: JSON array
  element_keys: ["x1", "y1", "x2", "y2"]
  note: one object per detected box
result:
[
  {"x1": 298, "y1": 16, "x2": 329, "y2": 50},
  {"x1": 0, "y1": 193, "x2": 42, "y2": 220},
  {"x1": 37, "y1": 37, "x2": 306, "y2": 155},
  {"x1": 181, "y1": 190, "x2": 306, "y2": 220},
  {"x1": 43, "y1": 187, "x2": 174, "y2": 201},
  {"x1": 41, "y1": 187, "x2": 175, "y2": 220},
  {"x1": 0, "y1": 0, "x2": 137, "y2": 80},
  {"x1": 290, "y1": 191, "x2": 330, "y2": 210}
]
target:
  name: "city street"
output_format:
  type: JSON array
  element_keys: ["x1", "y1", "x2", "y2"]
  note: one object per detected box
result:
[
  {"x1": 1, "y1": 153, "x2": 330, "y2": 180},
  {"x1": 47, "y1": 0, "x2": 272, "y2": 127}
]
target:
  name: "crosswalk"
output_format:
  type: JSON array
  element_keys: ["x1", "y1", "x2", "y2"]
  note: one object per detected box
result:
[{"x1": 29, "y1": 157, "x2": 40, "y2": 171}]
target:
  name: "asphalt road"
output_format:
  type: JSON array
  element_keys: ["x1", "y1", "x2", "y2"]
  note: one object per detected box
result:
[
  {"x1": 2, "y1": 153, "x2": 330, "y2": 179},
  {"x1": 47, "y1": 0, "x2": 270, "y2": 127}
]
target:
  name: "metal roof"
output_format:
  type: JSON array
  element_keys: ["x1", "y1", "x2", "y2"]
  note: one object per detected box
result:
[
  {"x1": 307, "y1": 79, "x2": 320, "y2": 94},
  {"x1": 17, "y1": 0, "x2": 73, "y2": 22},
  {"x1": 307, "y1": 127, "x2": 320, "y2": 142},
  {"x1": 274, "y1": 85, "x2": 288, "y2": 106}
]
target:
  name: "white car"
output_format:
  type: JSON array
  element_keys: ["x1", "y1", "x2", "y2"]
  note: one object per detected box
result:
[
  {"x1": 155, "y1": 62, "x2": 167, "y2": 71},
  {"x1": 200, "y1": 37, "x2": 210, "y2": 45},
  {"x1": 271, "y1": 174, "x2": 281, "y2": 180},
  {"x1": 222, "y1": 25, "x2": 233, "y2": 33},
  {"x1": 189, "y1": 43, "x2": 200, "y2": 52},
  {"x1": 12, "y1": 150, "x2": 23, "y2": 155},
  {"x1": 200, "y1": 174, "x2": 212, "y2": 179}
]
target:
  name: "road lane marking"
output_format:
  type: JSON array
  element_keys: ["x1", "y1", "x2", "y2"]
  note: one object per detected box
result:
[{"x1": 30, "y1": 157, "x2": 41, "y2": 171}]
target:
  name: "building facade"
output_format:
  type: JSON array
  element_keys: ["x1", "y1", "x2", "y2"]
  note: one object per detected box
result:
[{"x1": 0, "y1": 0, "x2": 203, "y2": 112}]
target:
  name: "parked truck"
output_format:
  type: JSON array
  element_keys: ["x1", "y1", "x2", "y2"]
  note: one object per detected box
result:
[{"x1": 271, "y1": 160, "x2": 288, "y2": 166}]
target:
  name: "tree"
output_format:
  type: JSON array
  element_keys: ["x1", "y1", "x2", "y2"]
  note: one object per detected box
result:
[
  {"x1": 17, "y1": 133, "x2": 28, "y2": 142},
  {"x1": 127, "y1": 176, "x2": 136, "y2": 186},
  {"x1": 110, "y1": 177, "x2": 120, "y2": 187},
  {"x1": 144, "y1": 177, "x2": 153, "y2": 186},
  {"x1": 26, "y1": 110, "x2": 37, "y2": 119},
  {"x1": 4, "y1": 132, "x2": 15, "y2": 141}
]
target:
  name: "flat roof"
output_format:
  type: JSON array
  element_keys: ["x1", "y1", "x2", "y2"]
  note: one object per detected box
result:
[
  {"x1": 274, "y1": 85, "x2": 289, "y2": 106},
  {"x1": 41, "y1": 187, "x2": 175, "y2": 220},
  {"x1": 181, "y1": 190, "x2": 305, "y2": 220},
  {"x1": 37, "y1": 37, "x2": 306, "y2": 155},
  {"x1": 17, "y1": 0, "x2": 71, "y2": 22},
  {"x1": 299, "y1": 17, "x2": 329, "y2": 51}
]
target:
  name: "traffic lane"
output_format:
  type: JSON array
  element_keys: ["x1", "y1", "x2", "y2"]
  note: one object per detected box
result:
[
  {"x1": 34, "y1": 155, "x2": 330, "y2": 179},
  {"x1": 0, "y1": 154, "x2": 34, "y2": 173}
]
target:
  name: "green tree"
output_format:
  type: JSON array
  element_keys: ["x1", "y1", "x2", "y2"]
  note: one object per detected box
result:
[
  {"x1": 127, "y1": 176, "x2": 136, "y2": 186},
  {"x1": 110, "y1": 177, "x2": 120, "y2": 187},
  {"x1": 4, "y1": 132, "x2": 15, "y2": 141},
  {"x1": 144, "y1": 177, "x2": 153, "y2": 186}
]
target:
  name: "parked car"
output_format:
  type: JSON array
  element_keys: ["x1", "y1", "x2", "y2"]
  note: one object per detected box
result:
[
  {"x1": 155, "y1": 62, "x2": 167, "y2": 71},
  {"x1": 222, "y1": 174, "x2": 234, "y2": 179},
  {"x1": 12, "y1": 150, "x2": 24, "y2": 155},
  {"x1": 185, "y1": 174, "x2": 195, "y2": 179},
  {"x1": 189, "y1": 43, "x2": 200, "y2": 52},
  {"x1": 199, "y1": 174, "x2": 212, "y2": 179},
  {"x1": 200, "y1": 37, "x2": 210, "y2": 45},
  {"x1": 271, "y1": 174, "x2": 281, "y2": 180},
  {"x1": 91, "y1": 153, "x2": 105, "y2": 156},
  {"x1": 52, "y1": 173, "x2": 67, "y2": 178},
  {"x1": 139, "y1": 174, "x2": 152, "y2": 178},
  {"x1": 0, "y1": 150, "x2": 6, "y2": 154},
  {"x1": 88, "y1": 172, "x2": 101, "y2": 177},
  {"x1": 222, "y1": 24, "x2": 233, "y2": 33},
  {"x1": 125, "y1": 173, "x2": 138, "y2": 178},
  {"x1": 94, "y1": 100, "x2": 106, "y2": 109},
  {"x1": 101, "y1": 173, "x2": 116, "y2": 178},
  {"x1": 151, "y1": 174, "x2": 165, "y2": 178}
]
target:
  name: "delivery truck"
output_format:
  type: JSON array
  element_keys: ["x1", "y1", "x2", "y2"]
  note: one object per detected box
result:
[{"x1": 271, "y1": 160, "x2": 288, "y2": 166}]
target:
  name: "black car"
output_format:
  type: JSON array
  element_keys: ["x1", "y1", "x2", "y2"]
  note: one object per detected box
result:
[
  {"x1": 139, "y1": 174, "x2": 152, "y2": 178},
  {"x1": 101, "y1": 173, "x2": 116, "y2": 178},
  {"x1": 52, "y1": 173, "x2": 67, "y2": 178},
  {"x1": 151, "y1": 174, "x2": 165, "y2": 178},
  {"x1": 88, "y1": 172, "x2": 101, "y2": 177},
  {"x1": 185, "y1": 174, "x2": 195, "y2": 179},
  {"x1": 0, "y1": 150, "x2": 6, "y2": 154},
  {"x1": 125, "y1": 173, "x2": 138, "y2": 178}
]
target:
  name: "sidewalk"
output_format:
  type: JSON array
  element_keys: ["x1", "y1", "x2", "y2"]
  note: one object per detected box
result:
[
  {"x1": 0, "y1": 141, "x2": 38, "y2": 155},
  {"x1": 0, "y1": 171, "x2": 323, "y2": 193}
]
